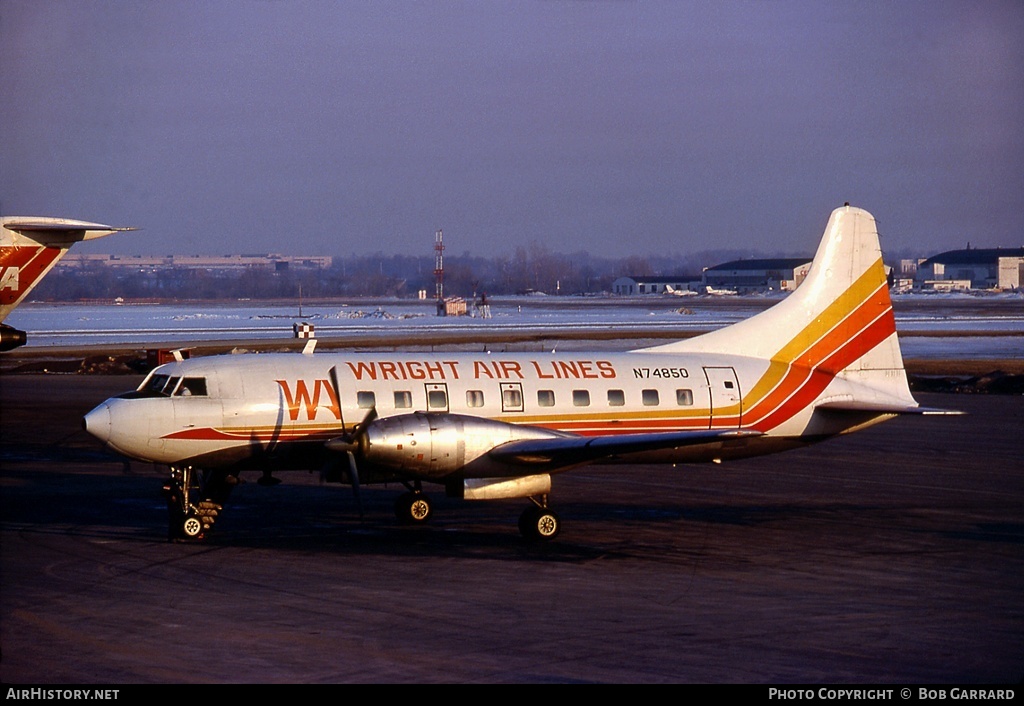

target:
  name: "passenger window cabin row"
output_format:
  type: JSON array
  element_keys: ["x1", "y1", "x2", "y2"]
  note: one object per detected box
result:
[{"x1": 354, "y1": 387, "x2": 696, "y2": 410}]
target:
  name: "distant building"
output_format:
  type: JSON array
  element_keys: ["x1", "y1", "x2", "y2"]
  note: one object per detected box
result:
[
  {"x1": 899, "y1": 258, "x2": 924, "y2": 277},
  {"x1": 612, "y1": 275, "x2": 701, "y2": 295},
  {"x1": 702, "y1": 258, "x2": 812, "y2": 294},
  {"x1": 915, "y1": 248, "x2": 1024, "y2": 290},
  {"x1": 920, "y1": 279, "x2": 972, "y2": 293}
]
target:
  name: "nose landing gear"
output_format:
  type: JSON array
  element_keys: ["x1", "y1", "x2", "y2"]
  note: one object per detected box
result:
[{"x1": 164, "y1": 465, "x2": 235, "y2": 542}]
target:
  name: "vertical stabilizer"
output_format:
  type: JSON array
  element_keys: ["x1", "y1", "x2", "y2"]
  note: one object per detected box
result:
[{"x1": 641, "y1": 205, "x2": 916, "y2": 406}]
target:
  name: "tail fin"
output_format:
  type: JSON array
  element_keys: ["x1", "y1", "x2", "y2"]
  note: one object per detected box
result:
[
  {"x1": 643, "y1": 205, "x2": 921, "y2": 411},
  {"x1": 1, "y1": 217, "x2": 133, "y2": 350},
  {"x1": 1, "y1": 217, "x2": 132, "y2": 323}
]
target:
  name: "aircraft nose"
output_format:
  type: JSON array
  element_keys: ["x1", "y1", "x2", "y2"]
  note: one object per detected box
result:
[{"x1": 83, "y1": 402, "x2": 111, "y2": 443}]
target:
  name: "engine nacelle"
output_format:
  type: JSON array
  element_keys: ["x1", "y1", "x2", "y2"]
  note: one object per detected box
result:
[
  {"x1": 361, "y1": 412, "x2": 566, "y2": 478},
  {"x1": 0, "y1": 324, "x2": 27, "y2": 352},
  {"x1": 456, "y1": 474, "x2": 552, "y2": 501}
]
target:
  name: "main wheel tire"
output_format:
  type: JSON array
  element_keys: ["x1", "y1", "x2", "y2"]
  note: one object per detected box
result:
[
  {"x1": 519, "y1": 506, "x2": 560, "y2": 541},
  {"x1": 395, "y1": 492, "x2": 432, "y2": 524},
  {"x1": 408, "y1": 495, "x2": 431, "y2": 523}
]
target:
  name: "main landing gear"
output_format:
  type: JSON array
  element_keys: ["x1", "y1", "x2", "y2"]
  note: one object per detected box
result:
[
  {"x1": 164, "y1": 465, "x2": 236, "y2": 542},
  {"x1": 518, "y1": 495, "x2": 560, "y2": 542},
  {"x1": 392, "y1": 483, "x2": 559, "y2": 541},
  {"x1": 394, "y1": 481, "x2": 432, "y2": 524}
]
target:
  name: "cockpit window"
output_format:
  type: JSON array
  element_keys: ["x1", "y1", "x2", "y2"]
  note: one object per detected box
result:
[
  {"x1": 142, "y1": 374, "x2": 169, "y2": 394},
  {"x1": 175, "y1": 377, "x2": 207, "y2": 397},
  {"x1": 126, "y1": 373, "x2": 202, "y2": 399}
]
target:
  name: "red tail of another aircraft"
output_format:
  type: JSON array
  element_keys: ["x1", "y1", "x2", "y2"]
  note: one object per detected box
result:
[{"x1": 0, "y1": 217, "x2": 133, "y2": 350}]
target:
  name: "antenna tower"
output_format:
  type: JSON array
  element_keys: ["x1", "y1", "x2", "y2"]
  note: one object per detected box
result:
[{"x1": 434, "y1": 229, "x2": 445, "y2": 315}]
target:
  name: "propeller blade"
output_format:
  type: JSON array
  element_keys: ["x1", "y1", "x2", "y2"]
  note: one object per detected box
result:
[
  {"x1": 321, "y1": 368, "x2": 374, "y2": 519},
  {"x1": 328, "y1": 365, "x2": 345, "y2": 431},
  {"x1": 346, "y1": 450, "x2": 363, "y2": 518}
]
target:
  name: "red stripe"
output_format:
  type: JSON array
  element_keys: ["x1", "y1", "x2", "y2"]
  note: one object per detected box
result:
[
  {"x1": 750, "y1": 313, "x2": 896, "y2": 432},
  {"x1": 0, "y1": 246, "x2": 48, "y2": 269},
  {"x1": 163, "y1": 427, "x2": 337, "y2": 442},
  {"x1": 743, "y1": 288, "x2": 893, "y2": 428}
]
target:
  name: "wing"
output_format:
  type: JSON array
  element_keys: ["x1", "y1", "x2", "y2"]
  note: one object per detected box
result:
[{"x1": 488, "y1": 428, "x2": 762, "y2": 467}]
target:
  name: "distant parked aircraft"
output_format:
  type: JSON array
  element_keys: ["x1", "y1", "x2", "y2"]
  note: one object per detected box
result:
[
  {"x1": 663, "y1": 284, "x2": 697, "y2": 297},
  {"x1": 702, "y1": 285, "x2": 739, "y2": 296}
]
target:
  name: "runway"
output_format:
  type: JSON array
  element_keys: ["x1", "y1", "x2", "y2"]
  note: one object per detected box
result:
[{"x1": 1, "y1": 374, "x2": 1021, "y2": 683}]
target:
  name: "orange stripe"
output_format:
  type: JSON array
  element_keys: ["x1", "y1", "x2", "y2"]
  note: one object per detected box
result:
[
  {"x1": 742, "y1": 280, "x2": 893, "y2": 428},
  {"x1": 750, "y1": 313, "x2": 896, "y2": 432}
]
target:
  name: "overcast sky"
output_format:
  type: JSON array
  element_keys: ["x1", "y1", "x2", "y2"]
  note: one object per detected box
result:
[{"x1": 2, "y1": 1, "x2": 1022, "y2": 258}]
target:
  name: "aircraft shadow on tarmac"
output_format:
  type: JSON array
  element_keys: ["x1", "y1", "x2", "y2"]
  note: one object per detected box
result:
[{"x1": 2, "y1": 444, "x2": 892, "y2": 562}]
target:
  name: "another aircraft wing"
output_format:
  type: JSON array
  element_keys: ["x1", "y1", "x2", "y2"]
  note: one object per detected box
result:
[{"x1": 488, "y1": 428, "x2": 763, "y2": 467}]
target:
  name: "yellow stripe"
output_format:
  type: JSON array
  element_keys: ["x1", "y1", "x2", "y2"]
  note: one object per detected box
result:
[
  {"x1": 773, "y1": 258, "x2": 886, "y2": 363},
  {"x1": 742, "y1": 258, "x2": 886, "y2": 408}
]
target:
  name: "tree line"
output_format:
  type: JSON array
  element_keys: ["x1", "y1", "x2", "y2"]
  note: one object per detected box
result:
[{"x1": 33, "y1": 242, "x2": 794, "y2": 301}]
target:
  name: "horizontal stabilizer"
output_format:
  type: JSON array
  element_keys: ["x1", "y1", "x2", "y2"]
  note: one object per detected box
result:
[
  {"x1": 815, "y1": 400, "x2": 964, "y2": 416},
  {"x1": 490, "y1": 428, "x2": 762, "y2": 466},
  {"x1": 3, "y1": 218, "x2": 136, "y2": 244},
  {"x1": 4, "y1": 221, "x2": 133, "y2": 232}
]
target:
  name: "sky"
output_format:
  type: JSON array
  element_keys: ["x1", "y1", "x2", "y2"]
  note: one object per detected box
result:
[{"x1": 2, "y1": 1, "x2": 1022, "y2": 258}]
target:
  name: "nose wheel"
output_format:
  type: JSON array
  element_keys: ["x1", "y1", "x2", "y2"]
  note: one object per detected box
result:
[
  {"x1": 164, "y1": 465, "x2": 234, "y2": 542},
  {"x1": 182, "y1": 514, "x2": 204, "y2": 538}
]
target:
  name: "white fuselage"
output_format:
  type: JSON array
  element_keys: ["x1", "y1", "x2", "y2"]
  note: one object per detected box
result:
[{"x1": 85, "y1": 348, "x2": 880, "y2": 476}]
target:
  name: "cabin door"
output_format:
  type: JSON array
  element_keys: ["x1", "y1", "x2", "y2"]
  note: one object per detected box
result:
[
  {"x1": 703, "y1": 366, "x2": 742, "y2": 428},
  {"x1": 424, "y1": 383, "x2": 449, "y2": 412},
  {"x1": 500, "y1": 382, "x2": 524, "y2": 413}
]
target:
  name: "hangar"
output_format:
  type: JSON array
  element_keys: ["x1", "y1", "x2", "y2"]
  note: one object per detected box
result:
[
  {"x1": 702, "y1": 257, "x2": 812, "y2": 294},
  {"x1": 611, "y1": 275, "x2": 701, "y2": 295},
  {"x1": 916, "y1": 247, "x2": 1024, "y2": 290},
  {"x1": 613, "y1": 258, "x2": 812, "y2": 296}
]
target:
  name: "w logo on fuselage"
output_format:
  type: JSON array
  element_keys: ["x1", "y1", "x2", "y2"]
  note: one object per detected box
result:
[{"x1": 275, "y1": 379, "x2": 341, "y2": 421}]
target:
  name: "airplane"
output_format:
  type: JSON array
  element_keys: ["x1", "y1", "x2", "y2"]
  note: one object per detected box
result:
[
  {"x1": 663, "y1": 284, "x2": 697, "y2": 297},
  {"x1": 1, "y1": 217, "x2": 133, "y2": 351},
  {"x1": 702, "y1": 284, "x2": 739, "y2": 296},
  {"x1": 83, "y1": 205, "x2": 958, "y2": 541}
]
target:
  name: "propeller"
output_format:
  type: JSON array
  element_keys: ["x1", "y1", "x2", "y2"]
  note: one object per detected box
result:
[{"x1": 321, "y1": 366, "x2": 377, "y2": 518}]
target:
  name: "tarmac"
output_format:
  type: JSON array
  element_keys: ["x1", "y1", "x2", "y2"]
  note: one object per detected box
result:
[{"x1": 1, "y1": 373, "x2": 1022, "y2": 683}]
